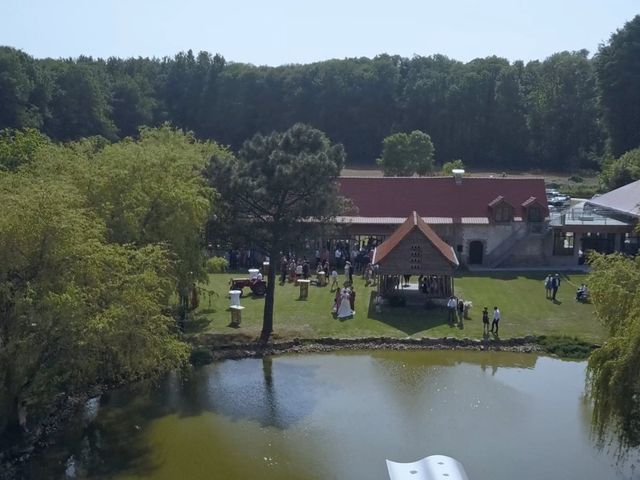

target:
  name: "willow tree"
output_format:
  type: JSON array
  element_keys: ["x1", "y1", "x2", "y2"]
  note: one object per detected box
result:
[
  {"x1": 83, "y1": 125, "x2": 220, "y2": 307},
  {"x1": 0, "y1": 173, "x2": 188, "y2": 437},
  {"x1": 207, "y1": 123, "x2": 346, "y2": 341},
  {"x1": 587, "y1": 252, "x2": 640, "y2": 452}
]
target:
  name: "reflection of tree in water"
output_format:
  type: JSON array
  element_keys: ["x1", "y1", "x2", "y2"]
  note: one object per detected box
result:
[
  {"x1": 24, "y1": 391, "x2": 159, "y2": 479},
  {"x1": 588, "y1": 341, "x2": 640, "y2": 459},
  {"x1": 585, "y1": 252, "x2": 640, "y2": 462},
  {"x1": 26, "y1": 359, "x2": 321, "y2": 478},
  {"x1": 185, "y1": 356, "x2": 320, "y2": 429}
]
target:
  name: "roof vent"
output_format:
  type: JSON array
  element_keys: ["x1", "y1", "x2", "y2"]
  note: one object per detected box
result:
[{"x1": 452, "y1": 169, "x2": 465, "y2": 185}]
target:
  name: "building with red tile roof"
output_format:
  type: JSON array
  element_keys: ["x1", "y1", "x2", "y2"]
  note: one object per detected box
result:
[
  {"x1": 337, "y1": 175, "x2": 549, "y2": 223},
  {"x1": 335, "y1": 173, "x2": 550, "y2": 267}
]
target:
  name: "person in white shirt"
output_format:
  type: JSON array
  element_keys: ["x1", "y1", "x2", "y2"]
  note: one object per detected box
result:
[
  {"x1": 447, "y1": 296, "x2": 457, "y2": 324},
  {"x1": 330, "y1": 270, "x2": 339, "y2": 291},
  {"x1": 491, "y1": 306, "x2": 501, "y2": 334},
  {"x1": 576, "y1": 283, "x2": 588, "y2": 301}
]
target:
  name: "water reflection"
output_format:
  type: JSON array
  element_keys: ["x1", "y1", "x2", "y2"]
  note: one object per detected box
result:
[{"x1": 22, "y1": 352, "x2": 640, "y2": 480}]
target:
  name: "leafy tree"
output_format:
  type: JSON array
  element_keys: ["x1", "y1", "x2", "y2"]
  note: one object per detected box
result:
[
  {"x1": 0, "y1": 128, "x2": 49, "y2": 171},
  {"x1": 84, "y1": 125, "x2": 220, "y2": 304},
  {"x1": 586, "y1": 253, "x2": 640, "y2": 451},
  {"x1": 45, "y1": 60, "x2": 117, "y2": 141},
  {"x1": 110, "y1": 76, "x2": 155, "y2": 138},
  {"x1": 377, "y1": 130, "x2": 434, "y2": 176},
  {"x1": 207, "y1": 123, "x2": 346, "y2": 341},
  {"x1": 0, "y1": 47, "x2": 51, "y2": 131},
  {"x1": 599, "y1": 148, "x2": 640, "y2": 190},
  {"x1": 441, "y1": 159, "x2": 465, "y2": 175},
  {"x1": 596, "y1": 15, "x2": 640, "y2": 157},
  {"x1": 0, "y1": 172, "x2": 188, "y2": 437},
  {"x1": 524, "y1": 51, "x2": 603, "y2": 170}
]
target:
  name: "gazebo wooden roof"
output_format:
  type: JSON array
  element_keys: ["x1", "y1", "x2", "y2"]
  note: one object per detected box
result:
[{"x1": 372, "y1": 211, "x2": 459, "y2": 275}]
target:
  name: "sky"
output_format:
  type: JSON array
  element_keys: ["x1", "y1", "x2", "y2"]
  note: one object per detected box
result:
[{"x1": 2, "y1": 0, "x2": 639, "y2": 65}]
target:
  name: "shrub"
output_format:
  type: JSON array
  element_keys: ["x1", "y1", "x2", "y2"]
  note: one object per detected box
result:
[
  {"x1": 206, "y1": 256, "x2": 228, "y2": 274},
  {"x1": 537, "y1": 335, "x2": 595, "y2": 360},
  {"x1": 568, "y1": 175, "x2": 584, "y2": 183},
  {"x1": 190, "y1": 347, "x2": 214, "y2": 366},
  {"x1": 441, "y1": 159, "x2": 465, "y2": 175},
  {"x1": 562, "y1": 184, "x2": 600, "y2": 199}
]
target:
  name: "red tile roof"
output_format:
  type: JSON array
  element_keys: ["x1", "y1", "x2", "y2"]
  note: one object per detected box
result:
[
  {"x1": 373, "y1": 212, "x2": 459, "y2": 267},
  {"x1": 338, "y1": 176, "x2": 549, "y2": 221}
]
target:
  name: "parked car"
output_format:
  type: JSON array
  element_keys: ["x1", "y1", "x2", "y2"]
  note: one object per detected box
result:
[{"x1": 546, "y1": 188, "x2": 570, "y2": 207}]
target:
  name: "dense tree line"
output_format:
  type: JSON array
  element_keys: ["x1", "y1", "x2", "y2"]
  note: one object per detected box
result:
[{"x1": 1, "y1": 15, "x2": 639, "y2": 172}]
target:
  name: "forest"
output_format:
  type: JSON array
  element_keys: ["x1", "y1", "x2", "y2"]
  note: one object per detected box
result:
[{"x1": 1, "y1": 15, "x2": 639, "y2": 173}]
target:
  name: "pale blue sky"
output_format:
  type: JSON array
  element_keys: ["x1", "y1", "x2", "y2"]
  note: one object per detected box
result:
[{"x1": 3, "y1": 0, "x2": 639, "y2": 65}]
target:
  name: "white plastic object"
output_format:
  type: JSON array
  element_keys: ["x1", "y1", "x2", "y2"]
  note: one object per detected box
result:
[
  {"x1": 386, "y1": 455, "x2": 470, "y2": 480},
  {"x1": 229, "y1": 290, "x2": 241, "y2": 307},
  {"x1": 248, "y1": 268, "x2": 260, "y2": 280}
]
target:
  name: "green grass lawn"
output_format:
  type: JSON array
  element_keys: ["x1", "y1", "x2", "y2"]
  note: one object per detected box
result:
[{"x1": 188, "y1": 271, "x2": 604, "y2": 343}]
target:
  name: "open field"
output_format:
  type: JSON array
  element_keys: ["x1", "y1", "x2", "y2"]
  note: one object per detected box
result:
[
  {"x1": 341, "y1": 167, "x2": 598, "y2": 183},
  {"x1": 341, "y1": 167, "x2": 601, "y2": 198},
  {"x1": 189, "y1": 271, "x2": 604, "y2": 343}
]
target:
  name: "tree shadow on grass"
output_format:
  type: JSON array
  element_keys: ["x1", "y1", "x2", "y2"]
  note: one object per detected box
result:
[
  {"x1": 366, "y1": 291, "x2": 449, "y2": 336},
  {"x1": 458, "y1": 271, "x2": 548, "y2": 281},
  {"x1": 459, "y1": 271, "x2": 587, "y2": 282}
]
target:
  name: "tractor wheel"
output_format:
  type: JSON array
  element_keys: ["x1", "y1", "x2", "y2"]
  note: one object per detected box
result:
[{"x1": 252, "y1": 283, "x2": 266, "y2": 296}]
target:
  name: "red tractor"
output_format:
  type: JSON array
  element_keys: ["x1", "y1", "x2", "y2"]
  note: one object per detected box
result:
[{"x1": 229, "y1": 277, "x2": 267, "y2": 296}]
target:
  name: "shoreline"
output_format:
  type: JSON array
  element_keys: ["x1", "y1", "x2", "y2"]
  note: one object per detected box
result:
[{"x1": 192, "y1": 335, "x2": 548, "y2": 362}]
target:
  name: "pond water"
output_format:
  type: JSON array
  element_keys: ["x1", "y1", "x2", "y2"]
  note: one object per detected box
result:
[{"x1": 23, "y1": 351, "x2": 638, "y2": 479}]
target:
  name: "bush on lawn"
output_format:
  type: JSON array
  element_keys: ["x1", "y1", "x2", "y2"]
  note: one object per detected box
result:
[{"x1": 206, "y1": 256, "x2": 229, "y2": 273}]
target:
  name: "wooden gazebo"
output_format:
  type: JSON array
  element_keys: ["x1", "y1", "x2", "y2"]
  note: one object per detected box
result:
[{"x1": 372, "y1": 212, "x2": 459, "y2": 299}]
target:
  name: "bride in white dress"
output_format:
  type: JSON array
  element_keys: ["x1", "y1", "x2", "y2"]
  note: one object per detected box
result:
[{"x1": 337, "y1": 288, "x2": 354, "y2": 319}]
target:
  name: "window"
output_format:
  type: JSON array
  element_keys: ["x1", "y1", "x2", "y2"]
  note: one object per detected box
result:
[
  {"x1": 527, "y1": 206, "x2": 543, "y2": 222},
  {"x1": 409, "y1": 244, "x2": 422, "y2": 270},
  {"x1": 582, "y1": 232, "x2": 617, "y2": 254},
  {"x1": 553, "y1": 231, "x2": 574, "y2": 255},
  {"x1": 494, "y1": 205, "x2": 511, "y2": 222}
]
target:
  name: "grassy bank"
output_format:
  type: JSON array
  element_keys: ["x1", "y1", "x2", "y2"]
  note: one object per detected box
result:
[{"x1": 188, "y1": 271, "x2": 603, "y2": 344}]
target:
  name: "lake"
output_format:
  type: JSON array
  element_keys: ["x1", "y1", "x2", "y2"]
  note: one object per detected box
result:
[{"x1": 23, "y1": 351, "x2": 638, "y2": 479}]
